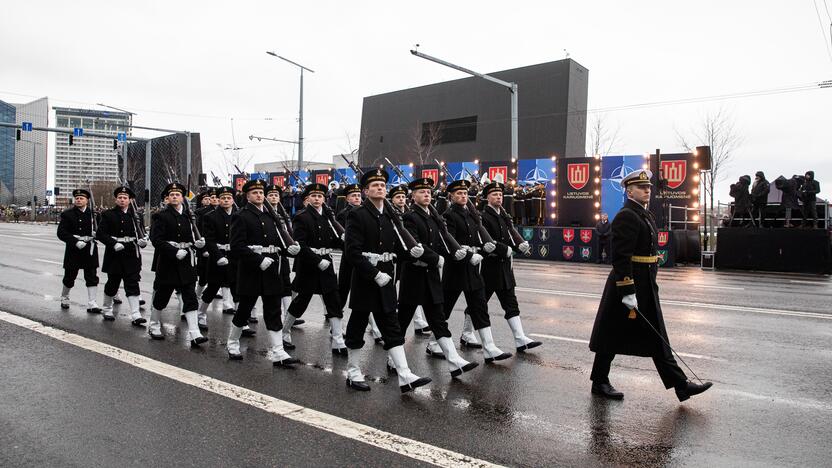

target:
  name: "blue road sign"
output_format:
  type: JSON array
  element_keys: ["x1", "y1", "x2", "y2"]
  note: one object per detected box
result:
[
  {"x1": 21, "y1": 122, "x2": 33, "y2": 131},
  {"x1": 117, "y1": 132, "x2": 127, "y2": 142},
  {"x1": 73, "y1": 128, "x2": 83, "y2": 137},
  {"x1": 45, "y1": 190, "x2": 53, "y2": 197}
]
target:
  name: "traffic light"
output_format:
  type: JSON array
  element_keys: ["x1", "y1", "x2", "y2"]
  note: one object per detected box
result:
[
  {"x1": 54, "y1": 187, "x2": 60, "y2": 196},
  {"x1": 113, "y1": 139, "x2": 118, "y2": 150},
  {"x1": 16, "y1": 129, "x2": 21, "y2": 141},
  {"x1": 34, "y1": 196, "x2": 38, "y2": 204},
  {"x1": 69, "y1": 134, "x2": 74, "y2": 146}
]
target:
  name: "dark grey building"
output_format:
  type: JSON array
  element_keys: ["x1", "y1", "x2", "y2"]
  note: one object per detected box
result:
[
  {"x1": 122, "y1": 132, "x2": 202, "y2": 206},
  {"x1": 359, "y1": 59, "x2": 588, "y2": 166}
]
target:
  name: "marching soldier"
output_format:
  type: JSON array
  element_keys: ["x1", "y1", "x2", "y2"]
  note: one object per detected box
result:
[
  {"x1": 443, "y1": 179, "x2": 513, "y2": 362},
  {"x1": 194, "y1": 189, "x2": 215, "y2": 301},
  {"x1": 196, "y1": 186, "x2": 238, "y2": 330},
  {"x1": 480, "y1": 181, "x2": 541, "y2": 353},
  {"x1": 226, "y1": 180, "x2": 300, "y2": 366},
  {"x1": 389, "y1": 183, "x2": 430, "y2": 336},
  {"x1": 57, "y1": 188, "x2": 101, "y2": 313},
  {"x1": 265, "y1": 184, "x2": 304, "y2": 327},
  {"x1": 282, "y1": 182, "x2": 346, "y2": 355},
  {"x1": 96, "y1": 186, "x2": 147, "y2": 325},
  {"x1": 589, "y1": 170, "x2": 712, "y2": 401},
  {"x1": 397, "y1": 178, "x2": 478, "y2": 378},
  {"x1": 148, "y1": 182, "x2": 208, "y2": 347},
  {"x1": 343, "y1": 168, "x2": 431, "y2": 392}
]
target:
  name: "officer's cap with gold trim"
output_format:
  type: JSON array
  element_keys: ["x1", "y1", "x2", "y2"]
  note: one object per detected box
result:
[
  {"x1": 265, "y1": 184, "x2": 282, "y2": 195},
  {"x1": 72, "y1": 188, "x2": 91, "y2": 199},
  {"x1": 162, "y1": 182, "x2": 185, "y2": 198},
  {"x1": 446, "y1": 179, "x2": 471, "y2": 193},
  {"x1": 621, "y1": 169, "x2": 653, "y2": 188},
  {"x1": 113, "y1": 186, "x2": 135, "y2": 198},
  {"x1": 388, "y1": 184, "x2": 408, "y2": 199},
  {"x1": 408, "y1": 178, "x2": 434, "y2": 192},
  {"x1": 216, "y1": 186, "x2": 235, "y2": 197},
  {"x1": 360, "y1": 168, "x2": 389, "y2": 188},
  {"x1": 482, "y1": 181, "x2": 505, "y2": 197},
  {"x1": 302, "y1": 183, "x2": 328, "y2": 199},
  {"x1": 342, "y1": 183, "x2": 362, "y2": 195},
  {"x1": 242, "y1": 179, "x2": 267, "y2": 193}
]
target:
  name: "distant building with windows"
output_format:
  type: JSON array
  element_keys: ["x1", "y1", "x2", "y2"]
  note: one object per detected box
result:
[
  {"x1": 0, "y1": 97, "x2": 49, "y2": 206},
  {"x1": 53, "y1": 107, "x2": 131, "y2": 205}
]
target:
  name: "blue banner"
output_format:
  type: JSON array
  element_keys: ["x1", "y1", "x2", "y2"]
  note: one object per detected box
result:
[{"x1": 601, "y1": 155, "x2": 643, "y2": 220}]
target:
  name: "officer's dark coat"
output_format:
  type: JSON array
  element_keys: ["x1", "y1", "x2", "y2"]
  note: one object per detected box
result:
[
  {"x1": 480, "y1": 205, "x2": 516, "y2": 291},
  {"x1": 194, "y1": 204, "x2": 214, "y2": 271},
  {"x1": 399, "y1": 206, "x2": 444, "y2": 306},
  {"x1": 345, "y1": 199, "x2": 408, "y2": 313},
  {"x1": 96, "y1": 206, "x2": 142, "y2": 275},
  {"x1": 150, "y1": 205, "x2": 198, "y2": 286},
  {"x1": 229, "y1": 204, "x2": 285, "y2": 296},
  {"x1": 336, "y1": 204, "x2": 355, "y2": 293},
  {"x1": 442, "y1": 203, "x2": 483, "y2": 292},
  {"x1": 589, "y1": 199, "x2": 672, "y2": 358},
  {"x1": 290, "y1": 206, "x2": 341, "y2": 294},
  {"x1": 57, "y1": 206, "x2": 99, "y2": 269},
  {"x1": 203, "y1": 207, "x2": 236, "y2": 286}
]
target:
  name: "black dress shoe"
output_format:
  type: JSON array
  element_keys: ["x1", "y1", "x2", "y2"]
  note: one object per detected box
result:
[
  {"x1": 331, "y1": 347, "x2": 348, "y2": 356},
  {"x1": 400, "y1": 377, "x2": 432, "y2": 393},
  {"x1": 241, "y1": 328, "x2": 256, "y2": 337},
  {"x1": 675, "y1": 381, "x2": 713, "y2": 402},
  {"x1": 198, "y1": 323, "x2": 209, "y2": 331},
  {"x1": 293, "y1": 319, "x2": 305, "y2": 326},
  {"x1": 450, "y1": 362, "x2": 479, "y2": 377},
  {"x1": 346, "y1": 378, "x2": 371, "y2": 391},
  {"x1": 414, "y1": 327, "x2": 431, "y2": 336},
  {"x1": 228, "y1": 352, "x2": 243, "y2": 361},
  {"x1": 222, "y1": 308, "x2": 236, "y2": 315},
  {"x1": 87, "y1": 307, "x2": 102, "y2": 314},
  {"x1": 102, "y1": 315, "x2": 116, "y2": 322},
  {"x1": 591, "y1": 382, "x2": 624, "y2": 400},
  {"x1": 459, "y1": 338, "x2": 482, "y2": 349},
  {"x1": 180, "y1": 314, "x2": 186, "y2": 321},
  {"x1": 425, "y1": 347, "x2": 445, "y2": 359},
  {"x1": 283, "y1": 340, "x2": 296, "y2": 350},
  {"x1": 60, "y1": 303, "x2": 70, "y2": 310},
  {"x1": 484, "y1": 352, "x2": 512, "y2": 363},
  {"x1": 148, "y1": 332, "x2": 165, "y2": 341},
  {"x1": 214, "y1": 294, "x2": 222, "y2": 300},
  {"x1": 139, "y1": 299, "x2": 146, "y2": 306},
  {"x1": 374, "y1": 337, "x2": 384, "y2": 345},
  {"x1": 248, "y1": 316, "x2": 258, "y2": 324},
  {"x1": 190, "y1": 336, "x2": 209, "y2": 348},
  {"x1": 273, "y1": 357, "x2": 300, "y2": 368},
  {"x1": 517, "y1": 340, "x2": 543, "y2": 352},
  {"x1": 113, "y1": 297, "x2": 123, "y2": 305},
  {"x1": 131, "y1": 318, "x2": 147, "y2": 327}
]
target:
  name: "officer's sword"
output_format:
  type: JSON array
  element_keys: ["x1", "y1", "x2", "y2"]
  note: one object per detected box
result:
[{"x1": 630, "y1": 306, "x2": 706, "y2": 385}]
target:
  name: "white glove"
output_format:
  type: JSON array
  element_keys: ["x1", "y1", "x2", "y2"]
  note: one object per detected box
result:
[
  {"x1": 259, "y1": 257, "x2": 274, "y2": 271},
  {"x1": 137, "y1": 239, "x2": 148, "y2": 248},
  {"x1": 410, "y1": 244, "x2": 424, "y2": 258},
  {"x1": 504, "y1": 247, "x2": 513, "y2": 258},
  {"x1": 469, "y1": 253, "x2": 483, "y2": 266},
  {"x1": 287, "y1": 243, "x2": 301, "y2": 255},
  {"x1": 318, "y1": 259, "x2": 331, "y2": 271},
  {"x1": 622, "y1": 294, "x2": 638, "y2": 310},
  {"x1": 437, "y1": 256, "x2": 445, "y2": 269},
  {"x1": 518, "y1": 241, "x2": 530, "y2": 254},
  {"x1": 75, "y1": 240, "x2": 87, "y2": 250},
  {"x1": 374, "y1": 272, "x2": 392, "y2": 287},
  {"x1": 202, "y1": 251, "x2": 210, "y2": 258},
  {"x1": 194, "y1": 238, "x2": 206, "y2": 249},
  {"x1": 113, "y1": 242, "x2": 125, "y2": 252},
  {"x1": 483, "y1": 241, "x2": 496, "y2": 253},
  {"x1": 454, "y1": 248, "x2": 467, "y2": 261},
  {"x1": 175, "y1": 249, "x2": 188, "y2": 260},
  {"x1": 340, "y1": 233, "x2": 345, "y2": 242},
  {"x1": 216, "y1": 257, "x2": 229, "y2": 266}
]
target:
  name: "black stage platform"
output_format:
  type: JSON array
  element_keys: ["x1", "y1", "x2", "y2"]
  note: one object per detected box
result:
[{"x1": 715, "y1": 227, "x2": 831, "y2": 274}]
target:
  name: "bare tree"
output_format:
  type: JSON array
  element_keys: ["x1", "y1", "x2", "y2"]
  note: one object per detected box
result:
[
  {"x1": 586, "y1": 113, "x2": 621, "y2": 157},
  {"x1": 408, "y1": 121, "x2": 442, "y2": 166},
  {"x1": 217, "y1": 144, "x2": 254, "y2": 180},
  {"x1": 676, "y1": 107, "x2": 743, "y2": 249},
  {"x1": 88, "y1": 180, "x2": 119, "y2": 209}
]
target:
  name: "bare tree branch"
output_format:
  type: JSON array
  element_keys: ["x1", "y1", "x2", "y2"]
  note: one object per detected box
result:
[{"x1": 586, "y1": 113, "x2": 621, "y2": 157}]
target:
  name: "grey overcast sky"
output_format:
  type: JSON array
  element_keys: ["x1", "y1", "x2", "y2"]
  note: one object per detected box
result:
[{"x1": 1, "y1": 0, "x2": 830, "y2": 201}]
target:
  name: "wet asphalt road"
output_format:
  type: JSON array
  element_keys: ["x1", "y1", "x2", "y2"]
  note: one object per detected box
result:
[{"x1": 0, "y1": 222, "x2": 830, "y2": 467}]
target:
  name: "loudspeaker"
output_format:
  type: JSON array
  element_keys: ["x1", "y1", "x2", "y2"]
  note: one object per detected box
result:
[
  {"x1": 198, "y1": 173, "x2": 207, "y2": 186},
  {"x1": 696, "y1": 146, "x2": 711, "y2": 171}
]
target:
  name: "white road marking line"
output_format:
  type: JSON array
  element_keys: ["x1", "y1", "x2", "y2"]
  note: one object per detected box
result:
[
  {"x1": 0, "y1": 310, "x2": 501, "y2": 468},
  {"x1": 789, "y1": 280, "x2": 830, "y2": 285},
  {"x1": 691, "y1": 284, "x2": 745, "y2": 291},
  {"x1": 35, "y1": 258, "x2": 62, "y2": 265},
  {"x1": 517, "y1": 287, "x2": 832, "y2": 320},
  {"x1": 528, "y1": 333, "x2": 724, "y2": 361}
]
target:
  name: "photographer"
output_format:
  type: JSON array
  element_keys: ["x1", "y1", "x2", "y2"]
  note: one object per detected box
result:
[
  {"x1": 750, "y1": 171, "x2": 770, "y2": 227},
  {"x1": 728, "y1": 175, "x2": 752, "y2": 227},
  {"x1": 799, "y1": 171, "x2": 820, "y2": 228},
  {"x1": 775, "y1": 175, "x2": 802, "y2": 228}
]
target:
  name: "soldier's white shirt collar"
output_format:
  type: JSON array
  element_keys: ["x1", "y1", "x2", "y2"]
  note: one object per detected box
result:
[
  {"x1": 224, "y1": 207, "x2": 232, "y2": 215},
  {"x1": 174, "y1": 205, "x2": 183, "y2": 214},
  {"x1": 314, "y1": 206, "x2": 323, "y2": 215},
  {"x1": 487, "y1": 204, "x2": 502, "y2": 215},
  {"x1": 77, "y1": 206, "x2": 87, "y2": 213}
]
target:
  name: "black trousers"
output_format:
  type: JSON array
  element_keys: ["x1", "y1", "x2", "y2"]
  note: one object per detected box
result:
[
  {"x1": 197, "y1": 258, "x2": 208, "y2": 286},
  {"x1": 752, "y1": 202, "x2": 767, "y2": 227},
  {"x1": 153, "y1": 283, "x2": 198, "y2": 313},
  {"x1": 443, "y1": 288, "x2": 490, "y2": 329},
  {"x1": 598, "y1": 238, "x2": 610, "y2": 264},
  {"x1": 484, "y1": 287, "x2": 521, "y2": 320},
  {"x1": 201, "y1": 281, "x2": 237, "y2": 304},
  {"x1": 338, "y1": 262, "x2": 352, "y2": 309},
  {"x1": 802, "y1": 200, "x2": 818, "y2": 226},
  {"x1": 590, "y1": 352, "x2": 687, "y2": 389},
  {"x1": 287, "y1": 290, "x2": 343, "y2": 319},
  {"x1": 233, "y1": 294, "x2": 281, "y2": 331},
  {"x1": 279, "y1": 256, "x2": 292, "y2": 298},
  {"x1": 398, "y1": 302, "x2": 451, "y2": 339},
  {"x1": 345, "y1": 308, "x2": 403, "y2": 350},
  {"x1": 104, "y1": 270, "x2": 141, "y2": 297},
  {"x1": 63, "y1": 267, "x2": 99, "y2": 288}
]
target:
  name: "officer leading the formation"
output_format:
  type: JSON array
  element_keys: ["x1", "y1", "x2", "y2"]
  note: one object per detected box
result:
[
  {"x1": 57, "y1": 188, "x2": 101, "y2": 314},
  {"x1": 96, "y1": 186, "x2": 147, "y2": 324},
  {"x1": 589, "y1": 169, "x2": 712, "y2": 401}
]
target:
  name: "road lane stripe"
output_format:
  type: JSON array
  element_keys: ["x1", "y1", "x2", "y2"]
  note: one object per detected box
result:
[
  {"x1": 528, "y1": 333, "x2": 724, "y2": 361},
  {"x1": 691, "y1": 284, "x2": 745, "y2": 291},
  {"x1": 35, "y1": 258, "x2": 62, "y2": 265},
  {"x1": 517, "y1": 287, "x2": 832, "y2": 320},
  {"x1": 0, "y1": 310, "x2": 501, "y2": 468},
  {"x1": 789, "y1": 280, "x2": 829, "y2": 285}
]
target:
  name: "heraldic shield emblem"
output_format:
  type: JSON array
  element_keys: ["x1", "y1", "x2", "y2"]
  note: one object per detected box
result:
[
  {"x1": 661, "y1": 160, "x2": 687, "y2": 189},
  {"x1": 658, "y1": 231, "x2": 669, "y2": 247},
  {"x1": 539, "y1": 229, "x2": 550, "y2": 242},
  {"x1": 580, "y1": 247, "x2": 591, "y2": 260},
  {"x1": 567, "y1": 163, "x2": 590, "y2": 190},
  {"x1": 562, "y1": 245, "x2": 575, "y2": 260},
  {"x1": 562, "y1": 228, "x2": 575, "y2": 243},
  {"x1": 657, "y1": 250, "x2": 668, "y2": 266},
  {"x1": 580, "y1": 229, "x2": 592, "y2": 243},
  {"x1": 538, "y1": 245, "x2": 550, "y2": 258},
  {"x1": 522, "y1": 228, "x2": 534, "y2": 241}
]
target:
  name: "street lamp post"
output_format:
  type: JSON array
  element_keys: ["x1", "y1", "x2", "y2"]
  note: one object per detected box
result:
[{"x1": 266, "y1": 51, "x2": 314, "y2": 168}]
